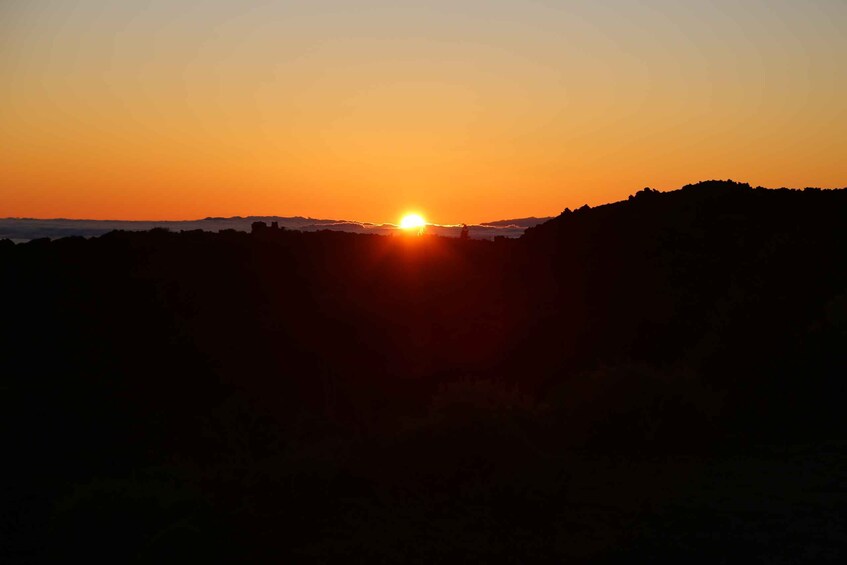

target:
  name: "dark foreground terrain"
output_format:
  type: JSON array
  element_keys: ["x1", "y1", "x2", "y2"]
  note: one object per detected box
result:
[{"x1": 2, "y1": 181, "x2": 846, "y2": 562}]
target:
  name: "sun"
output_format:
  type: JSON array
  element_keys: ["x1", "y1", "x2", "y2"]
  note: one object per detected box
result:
[{"x1": 399, "y1": 213, "x2": 426, "y2": 230}]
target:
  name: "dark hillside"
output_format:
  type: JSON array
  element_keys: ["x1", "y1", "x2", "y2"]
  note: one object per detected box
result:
[
  {"x1": 517, "y1": 181, "x2": 847, "y2": 439},
  {"x1": 2, "y1": 181, "x2": 846, "y2": 562}
]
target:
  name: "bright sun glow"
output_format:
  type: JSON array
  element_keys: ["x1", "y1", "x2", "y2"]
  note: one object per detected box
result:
[{"x1": 399, "y1": 213, "x2": 426, "y2": 230}]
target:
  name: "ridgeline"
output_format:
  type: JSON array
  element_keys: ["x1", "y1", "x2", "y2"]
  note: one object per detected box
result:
[{"x1": 2, "y1": 180, "x2": 846, "y2": 562}]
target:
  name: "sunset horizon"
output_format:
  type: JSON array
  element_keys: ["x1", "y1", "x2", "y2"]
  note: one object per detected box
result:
[
  {"x1": 3, "y1": 177, "x2": 845, "y2": 225},
  {"x1": 4, "y1": 2, "x2": 847, "y2": 561},
  {"x1": 4, "y1": 1, "x2": 846, "y2": 223}
]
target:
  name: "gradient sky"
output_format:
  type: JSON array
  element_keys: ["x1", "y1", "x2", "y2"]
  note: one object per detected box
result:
[{"x1": 2, "y1": 1, "x2": 846, "y2": 223}]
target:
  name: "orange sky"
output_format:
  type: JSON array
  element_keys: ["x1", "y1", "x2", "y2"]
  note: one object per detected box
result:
[{"x1": 2, "y1": 1, "x2": 846, "y2": 223}]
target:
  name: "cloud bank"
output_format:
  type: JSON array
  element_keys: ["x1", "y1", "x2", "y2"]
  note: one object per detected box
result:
[{"x1": 0, "y1": 216, "x2": 551, "y2": 243}]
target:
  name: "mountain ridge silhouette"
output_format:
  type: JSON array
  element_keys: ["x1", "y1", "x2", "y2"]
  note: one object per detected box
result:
[{"x1": 2, "y1": 178, "x2": 845, "y2": 562}]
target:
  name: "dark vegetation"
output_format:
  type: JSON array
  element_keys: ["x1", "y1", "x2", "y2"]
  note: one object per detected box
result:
[{"x1": 2, "y1": 180, "x2": 846, "y2": 562}]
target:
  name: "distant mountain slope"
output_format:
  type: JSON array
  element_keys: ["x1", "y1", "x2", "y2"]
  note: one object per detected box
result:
[{"x1": 480, "y1": 216, "x2": 552, "y2": 228}]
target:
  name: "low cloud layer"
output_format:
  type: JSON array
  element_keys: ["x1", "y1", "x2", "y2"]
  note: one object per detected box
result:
[{"x1": 0, "y1": 216, "x2": 551, "y2": 243}]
